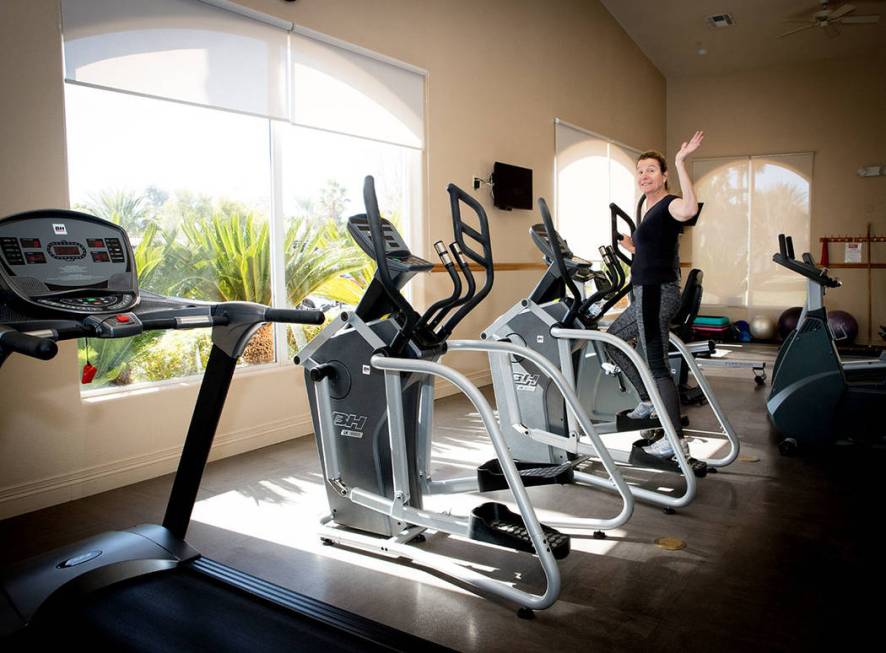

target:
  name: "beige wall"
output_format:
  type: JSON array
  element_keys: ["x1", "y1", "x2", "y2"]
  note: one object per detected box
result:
[
  {"x1": 0, "y1": 0, "x2": 665, "y2": 517},
  {"x1": 668, "y1": 56, "x2": 886, "y2": 341}
]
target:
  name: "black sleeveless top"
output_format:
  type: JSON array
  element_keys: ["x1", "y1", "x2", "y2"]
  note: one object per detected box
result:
[{"x1": 631, "y1": 194, "x2": 681, "y2": 285}]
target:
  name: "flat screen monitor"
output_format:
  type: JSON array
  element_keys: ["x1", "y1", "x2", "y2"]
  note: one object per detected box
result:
[{"x1": 492, "y1": 162, "x2": 532, "y2": 210}]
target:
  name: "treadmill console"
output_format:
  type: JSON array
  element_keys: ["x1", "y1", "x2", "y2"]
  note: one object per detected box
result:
[
  {"x1": 0, "y1": 209, "x2": 138, "y2": 315},
  {"x1": 347, "y1": 214, "x2": 432, "y2": 273}
]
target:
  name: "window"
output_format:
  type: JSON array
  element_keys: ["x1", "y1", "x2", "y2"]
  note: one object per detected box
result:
[
  {"x1": 62, "y1": 0, "x2": 425, "y2": 391},
  {"x1": 692, "y1": 154, "x2": 813, "y2": 308},
  {"x1": 554, "y1": 119, "x2": 641, "y2": 261}
]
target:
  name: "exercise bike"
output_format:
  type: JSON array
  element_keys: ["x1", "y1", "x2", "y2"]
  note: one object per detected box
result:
[{"x1": 768, "y1": 234, "x2": 886, "y2": 454}]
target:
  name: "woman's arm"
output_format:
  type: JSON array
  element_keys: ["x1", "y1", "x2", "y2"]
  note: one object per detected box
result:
[{"x1": 669, "y1": 131, "x2": 703, "y2": 222}]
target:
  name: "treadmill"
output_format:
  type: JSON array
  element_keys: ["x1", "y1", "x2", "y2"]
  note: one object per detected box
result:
[{"x1": 0, "y1": 209, "x2": 451, "y2": 652}]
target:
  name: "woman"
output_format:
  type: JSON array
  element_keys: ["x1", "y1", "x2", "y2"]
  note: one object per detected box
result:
[{"x1": 605, "y1": 131, "x2": 704, "y2": 460}]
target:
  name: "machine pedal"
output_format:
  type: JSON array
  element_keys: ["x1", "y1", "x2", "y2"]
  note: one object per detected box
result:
[
  {"x1": 476, "y1": 459, "x2": 574, "y2": 492},
  {"x1": 616, "y1": 409, "x2": 690, "y2": 432},
  {"x1": 468, "y1": 502, "x2": 570, "y2": 559},
  {"x1": 628, "y1": 437, "x2": 708, "y2": 478}
]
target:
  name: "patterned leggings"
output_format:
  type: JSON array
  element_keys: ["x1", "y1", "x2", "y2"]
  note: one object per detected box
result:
[{"x1": 605, "y1": 282, "x2": 684, "y2": 436}]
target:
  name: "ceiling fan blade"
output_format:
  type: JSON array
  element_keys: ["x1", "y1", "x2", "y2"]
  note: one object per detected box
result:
[
  {"x1": 778, "y1": 23, "x2": 816, "y2": 37},
  {"x1": 839, "y1": 15, "x2": 880, "y2": 24},
  {"x1": 828, "y1": 4, "x2": 856, "y2": 20}
]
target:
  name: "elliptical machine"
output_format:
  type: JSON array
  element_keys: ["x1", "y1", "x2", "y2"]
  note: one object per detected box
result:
[
  {"x1": 485, "y1": 199, "x2": 739, "y2": 512},
  {"x1": 768, "y1": 234, "x2": 886, "y2": 454},
  {"x1": 295, "y1": 177, "x2": 635, "y2": 615}
]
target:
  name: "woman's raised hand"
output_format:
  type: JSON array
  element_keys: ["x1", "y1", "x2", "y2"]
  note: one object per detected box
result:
[{"x1": 675, "y1": 131, "x2": 704, "y2": 162}]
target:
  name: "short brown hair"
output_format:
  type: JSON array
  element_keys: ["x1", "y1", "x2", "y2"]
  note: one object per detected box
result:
[{"x1": 637, "y1": 151, "x2": 669, "y2": 191}]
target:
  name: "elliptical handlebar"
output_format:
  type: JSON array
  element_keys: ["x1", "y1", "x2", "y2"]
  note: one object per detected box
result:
[
  {"x1": 428, "y1": 242, "x2": 476, "y2": 330},
  {"x1": 418, "y1": 241, "x2": 463, "y2": 330},
  {"x1": 436, "y1": 184, "x2": 494, "y2": 338},
  {"x1": 610, "y1": 202, "x2": 636, "y2": 267},
  {"x1": 538, "y1": 198, "x2": 584, "y2": 327}
]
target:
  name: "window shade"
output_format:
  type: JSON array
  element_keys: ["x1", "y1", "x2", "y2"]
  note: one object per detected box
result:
[
  {"x1": 290, "y1": 31, "x2": 424, "y2": 148},
  {"x1": 62, "y1": 0, "x2": 289, "y2": 119},
  {"x1": 555, "y1": 121, "x2": 641, "y2": 256}
]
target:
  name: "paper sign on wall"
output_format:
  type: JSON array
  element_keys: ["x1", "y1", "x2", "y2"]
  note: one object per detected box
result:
[{"x1": 845, "y1": 242, "x2": 863, "y2": 263}]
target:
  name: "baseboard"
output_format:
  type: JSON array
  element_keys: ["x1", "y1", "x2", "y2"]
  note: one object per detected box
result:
[
  {"x1": 434, "y1": 367, "x2": 493, "y2": 398},
  {"x1": 0, "y1": 415, "x2": 315, "y2": 520},
  {"x1": 0, "y1": 372, "x2": 494, "y2": 520}
]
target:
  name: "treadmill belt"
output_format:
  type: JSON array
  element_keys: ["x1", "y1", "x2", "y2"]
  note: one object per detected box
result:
[{"x1": 16, "y1": 567, "x2": 428, "y2": 652}]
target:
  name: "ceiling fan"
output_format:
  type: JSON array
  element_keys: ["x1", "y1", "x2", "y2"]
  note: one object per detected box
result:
[{"x1": 778, "y1": 1, "x2": 881, "y2": 38}]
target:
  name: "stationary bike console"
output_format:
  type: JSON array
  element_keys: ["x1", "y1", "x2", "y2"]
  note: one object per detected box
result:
[{"x1": 0, "y1": 209, "x2": 138, "y2": 315}]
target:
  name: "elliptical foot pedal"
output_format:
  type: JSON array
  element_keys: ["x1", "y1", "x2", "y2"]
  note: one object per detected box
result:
[
  {"x1": 477, "y1": 459, "x2": 574, "y2": 492},
  {"x1": 679, "y1": 384, "x2": 707, "y2": 406},
  {"x1": 628, "y1": 437, "x2": 681, "y2": 473},
  {"x1": 468, "y1": 502, "x2": 570, "y2": 560},
  {"x1": 628, "y1": 437, "x2": 707, "y2": 477},
  {"x1": 616, "y1": 410, "x2": 690, "y2": 432}
]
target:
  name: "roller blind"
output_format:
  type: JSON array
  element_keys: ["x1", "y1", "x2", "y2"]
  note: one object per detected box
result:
[
  {"x1": 555, "y1": 120, "x2": 641, "y2": 258},
  {"x1": 62, "y1": 0, "x2": 289, "y2": 119},
  {"x1": 290, "y1": 31, "x2": 424, "y2": 148},
  {"x1": 62, "y1": 0, "x2": 426, "y2": 147}
]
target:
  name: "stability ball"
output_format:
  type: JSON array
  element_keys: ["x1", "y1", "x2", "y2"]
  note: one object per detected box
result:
[
  {"x1": 778, "y1": 307, "x2": 802, "y2": 340},
  {"x1": 827, "y1": 310, "x2": 858, "y2": 343},
  {"x1": 749, "y1": 315, "x2": 776, "y2": 341},
  {"x1": 733, "y1": 320, "x2": 752, "y2": 343}
]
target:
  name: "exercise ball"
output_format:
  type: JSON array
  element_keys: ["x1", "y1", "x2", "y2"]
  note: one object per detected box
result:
[
  {"x1": 733, "y1": 320, "x2": 752, "y2": 343},
  {"x1": 749, "y1": 315, "x2": 776, "y2": 341},
  {"x1": 827, "y1": 310, "x2": 858, "y2": 343},
  {"x1": 778, "y1": 307, "x2": 802, "y2": 340}
]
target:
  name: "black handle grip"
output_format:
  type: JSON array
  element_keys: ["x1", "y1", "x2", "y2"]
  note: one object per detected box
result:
[
  {"x1": 610, "y1": 203, "x2": 636, "y2": 267},
  {"x1": 264, "y1": 308, "x2": 325, "y2": 325},
  {"x1": 418, "y1": 241, "x2": 463, "y2": 330},
  {"x1": 538, "y1": 198, "x2": 583, "y2": 326},
  {"x1": 0, "y1": 328, "x2": 58, "y2": 360},
  {"x1": 786, "y1": 236, "x2": 795, "y2": 260},
  {"x1": 778, "y1": 234, "x2": 787, "y2": 257},
  {"x1": 438, "y1": 184, "x2": 494, "y2": 337}
]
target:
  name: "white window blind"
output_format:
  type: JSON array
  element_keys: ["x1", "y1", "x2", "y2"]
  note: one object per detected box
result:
[
  {"x1": 62, "y1": 0, "x2": 289, "y2": 119},
  {"x1": 555, "y1": 120, "x2": 641, "y2": 259},
  {"x1": 692, "y1": 153, "x2": 813, "y2": 308},
  {"x1": 62, "y1": 0, "x2": 426, "y2": 147},
  {"x1": 290, "y1": 31, "x2": 425, "y2": 148}
]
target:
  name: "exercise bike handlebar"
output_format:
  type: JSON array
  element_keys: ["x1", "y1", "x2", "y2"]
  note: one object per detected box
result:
[{"x1": 773, "y1": 233, "x2": 841, "y2": 288}]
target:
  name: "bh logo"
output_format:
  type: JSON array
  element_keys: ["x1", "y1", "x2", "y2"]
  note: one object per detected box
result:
[
  {"x1": 513, "y1": 372, "x2": 540, "y2": 391},
  {"x1": 332, "y1": 411, "x2": 368, "y2": 438}
]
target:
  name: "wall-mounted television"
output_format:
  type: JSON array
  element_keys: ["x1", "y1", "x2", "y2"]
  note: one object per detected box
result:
[{"x1": 492, "y1": 162, "x2": 532, "y2": 211}]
